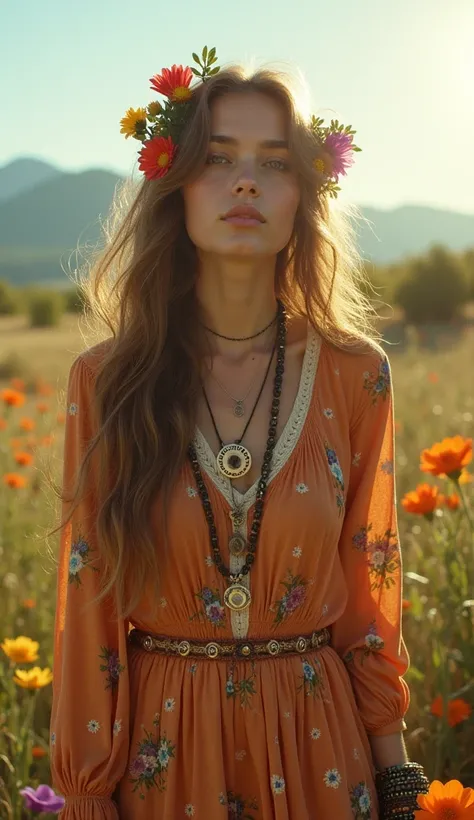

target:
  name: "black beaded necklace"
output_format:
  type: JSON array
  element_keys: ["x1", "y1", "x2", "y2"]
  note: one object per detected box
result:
[{"x1": 187, "y1": 299, "x2": 287, "y2": 612}]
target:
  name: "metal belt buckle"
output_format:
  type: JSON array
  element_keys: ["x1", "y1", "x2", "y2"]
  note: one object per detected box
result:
[
  {"x1": 296, "y1": 637, "x2": 308, "y2": 653},
  {"x1": 205, "y1": 642, "x2": 220, "y2": 659},
  {"x1": 177, "y1": 640, "x2": 191, "y2": 657},
  {"x1": 267, "y1": 639, "x2": 281, "y2": 656},
  {"x1": 143, "y1": 635, "x2": 154, "y2": 652}
]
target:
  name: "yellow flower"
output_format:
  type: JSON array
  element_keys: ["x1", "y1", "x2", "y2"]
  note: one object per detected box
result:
[
  {"x1": 147, "y1": 101, "x2": 162, "y2": 117},
  {"x1": 119, "y1": 106, "x2": 148, "y2": 139},
  {"x1": 13, "y1": 666, "x2": 53, "y2": 689},
  {"x1": 1, "y1": 636, "x2": 39, "y2": 663}
]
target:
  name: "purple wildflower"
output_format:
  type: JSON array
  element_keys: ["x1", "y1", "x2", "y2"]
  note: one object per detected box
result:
[
  {"x1": 20, "y1": 785, "x2": 65, "y2": 814},
  {"x1": 323, "y1": 132, "x2": 355, "y2": 178}
]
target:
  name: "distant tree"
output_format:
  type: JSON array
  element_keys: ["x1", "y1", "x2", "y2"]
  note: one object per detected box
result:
[{"x1": 394, "y1": 244, "x2": 469, "y2": 324}]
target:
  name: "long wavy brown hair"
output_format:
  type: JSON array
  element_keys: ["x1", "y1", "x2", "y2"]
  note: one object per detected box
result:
[{"x1": 47, "y1": 62, "x2": 383, "y2": 620}]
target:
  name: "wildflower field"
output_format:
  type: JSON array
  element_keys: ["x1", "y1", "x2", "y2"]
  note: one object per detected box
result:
[{"x1": 0, "y1": 314, "x2": 473, "y2": 817}]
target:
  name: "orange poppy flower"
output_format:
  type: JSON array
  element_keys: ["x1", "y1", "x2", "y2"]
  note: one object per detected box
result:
[
  {"x1": 3, "y1": 473, "x2": 28, "y2": 489},
  {"x1": 9, "y1": 437, "x2": 25, "y2": 449},
  {"x1": 39, "y1": 434, "x2": 54, "y2": 447},
  {"x1": 14, "y1": 451, "x2": 34, "y2": 467},
  {"x1": 0, "y1": 417, "x2": 7, "y2": 430},
  {"x1": 36, "y1": 402, "x2": 49, "y2": 414},
  {"x1": 35, "y1": 381, "x2": 54, "y2": 397},
  {"x1": 402, "y1": 483, "x2": 439, "y2": 516},
  {"x1": 459, "y1": 469, "x2": 472, "y2": 485},
  {"x1": 31, "y1": 745, "x2": 47, "y2": 759},
  {"x1": 428, "y1": 372, "x2": 439, "y2": 384},
  {"x1": 19, "y1": 417, "x2": 35, "y2": 431},
  {"x1": 415, "y1": 779, "x2": 474, "y2": 818},
  {"x1": 437, "y1": 493, "x2": 461, "y2": 511},
  {"x1": 21, "y1": 598, "x2": 36, "y2": 609},
  {"x1": 431, "y1": 695, "x2": 472, "y2": 727},
  {"x1": 10, "y1": 377, "x2": 26, "y2": 391},
  {"x1": 420, "y1": 436, "x2": 472, "y2": 480},
  {"x1": 402, "y1": 599, "x2": 412, "y2": 611},
  {"x1": 57, "y1": 411, "x2": 66, "y2": 424},
  {"x1": 1, "y1": 388, "x2": 25, "y2": 408}
]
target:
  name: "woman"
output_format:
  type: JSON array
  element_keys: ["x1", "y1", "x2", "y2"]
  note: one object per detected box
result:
[{"x1": 49, "y1": 48, "x2": 429, "y2": 819}]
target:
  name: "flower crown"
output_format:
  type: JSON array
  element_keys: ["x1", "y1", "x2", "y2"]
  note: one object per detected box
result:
[{"x1": 120, "y1": 46, "x2": 361, "y2": 199}]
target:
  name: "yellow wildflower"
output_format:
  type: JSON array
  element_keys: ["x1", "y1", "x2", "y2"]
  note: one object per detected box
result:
[
  {"x1": 13, "y1": 667, "x2": 53, "y2": 689},
  {"x1": 1, "y1": 635, "x2": 39, "y2": 663}
]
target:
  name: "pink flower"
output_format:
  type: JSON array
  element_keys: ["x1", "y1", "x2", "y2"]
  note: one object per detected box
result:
[
  {"x1": 323, "y1": 132, "x2": 356, "y2": 178},
  {"x1": 284, "y1": 585, "x2": 306, "y2": 612}
]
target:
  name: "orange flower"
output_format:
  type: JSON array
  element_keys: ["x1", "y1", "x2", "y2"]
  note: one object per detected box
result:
[
  {"x1": 138, "y1": 135, "x2": 178, "y2": 180},
  {"x1": 415, "y1": 779, "x2": 474, "y2": 818},
  {"x1": 459, "y1": 469, "x2": 472, "y2": 485},
  {"x1": 431, "y1": 695, "x2": 472, "y2": 727},
  {"x1": 149, "y1": 64, "x2": 193, "y2": 101},
  {"x1": 9, "y1": 437, "x2": 24, "y2": 449},
  {"x1": 21, "y1": 598, "x2": 36, "y2": 609},
  {"x1": 420, "y1": 436, "x2": 472, "y2": 480},
  {"x1": 437, "y1": 493, "x2": 461, "y2": 511},
  {"x1": 10, "y1": 377, "x2": 26, "y2": 391},
  {"x1": 36, "y1": 402, "x2": 49, "y2": 414},
  {"x1": 35, "y1": 381, "x2": 54, "y2": 397},
  {"x1": 31, "y1": 745, "x2": 47, "y2": 759},
  {"x1": 3, "y1": 473, "x2": 28, "y2": 489},
  {"x1": 428, "y1": 372, "x2": 439, "y2": 384},
  {"x1": 14, "y1": 451, "x2": 34, "y2": 467},
  {"x1": 39, "y1": 434, "x2": 54, "y2": 447},
  {"x1": 402, "y1": 483, "x2": 439, "y2": 517},
  {"x1": 1, "y1": 388, "x2": 25, "y2": 407},
  {"x1": 402, "y1": 599, "x2": 412, "y2": 611},
  {"x1": 57, "y1": 411, "x2": 66, "y2": 424},
  {"x1": 19, "y1": 417, "x2": 35, "y2": 431}
]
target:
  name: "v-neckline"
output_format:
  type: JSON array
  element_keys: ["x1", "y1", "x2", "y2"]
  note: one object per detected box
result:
[{"x1": 192, "y1": 322, "x2": 322, "y2": 512}]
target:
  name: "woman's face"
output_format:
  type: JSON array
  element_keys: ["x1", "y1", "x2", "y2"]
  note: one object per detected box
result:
[{"x1": 182, "y1": 91, "x2": 301, "y2": 259}]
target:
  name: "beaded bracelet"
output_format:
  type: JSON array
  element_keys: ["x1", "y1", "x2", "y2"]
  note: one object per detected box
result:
[{"x1": 375, "y1": 762, "x2": 430, "y2": 819}]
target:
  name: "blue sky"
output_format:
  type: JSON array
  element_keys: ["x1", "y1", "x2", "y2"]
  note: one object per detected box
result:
[{"x1": 2, "y1": 0, "x2": 473, "y2": 213}]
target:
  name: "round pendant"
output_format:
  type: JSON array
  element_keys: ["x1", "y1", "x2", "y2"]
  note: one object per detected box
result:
[
  {"x1": 224, "y1": 583, "x2": 252, "y2": 611},
  {"x1": 228, "y1": 533, "x2": 247, "y2": 557},
  {"x1": 233, "y1": 401, "x2": 245, "y2": 418},
  {"x1": 217, "y1": 443, "x2": 251, "y2": 479}
]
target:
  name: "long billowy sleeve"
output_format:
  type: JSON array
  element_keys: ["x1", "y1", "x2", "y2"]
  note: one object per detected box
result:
[
  {"x1": 50, "y1": 355, "x2": 130, "y2": 817},
  {"x1": 332, "y1": 349, "x2": 410, "y2": 737}
]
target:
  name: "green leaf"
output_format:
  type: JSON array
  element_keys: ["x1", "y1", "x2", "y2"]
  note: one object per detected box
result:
[
  {"x1": 209, "y1": 66, "x2": 220, "y2": 75},
  {"x1": 208, "y1": 46, "x2": 216, "y2": 61},
  {"x1": 190, "y1": 66, "x2": 203, "y2": 77},
  {"x1": 202, "y1": 45, "x2": 208, "y2": 62},
  {"x1": 192, "y1": 52, "x2": 203, "y2": 67}
]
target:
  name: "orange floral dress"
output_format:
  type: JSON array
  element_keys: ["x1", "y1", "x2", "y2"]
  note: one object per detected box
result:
[{"x1": 50, "y1": 323, "x2": 410, "y2": 819}]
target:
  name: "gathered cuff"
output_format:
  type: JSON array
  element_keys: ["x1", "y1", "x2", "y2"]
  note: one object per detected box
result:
[
  {"x1": 367, "y1": 717, "x2": 408, "y2": 737},
  {"x1": 60, "y1": 795, "x2": 119, "y2": 819}
]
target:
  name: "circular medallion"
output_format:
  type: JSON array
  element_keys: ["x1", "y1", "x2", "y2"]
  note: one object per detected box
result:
[
  {"x1": 233, "y1": 402, "x2": 245, "y2": 418},
  {"x1": 217, "y1": 443, "x2": 251, "y2": 478},
  {"x1": 228, "y1": 533, "x2": 247, "y2": 557},
  {"x1": 224, "y1": 583, "x2": 252, "y2": 611}
]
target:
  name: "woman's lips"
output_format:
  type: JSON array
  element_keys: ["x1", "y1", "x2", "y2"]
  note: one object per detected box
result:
[{"x1": 223, "y1": 216, "x2": 264, "y2": 226}]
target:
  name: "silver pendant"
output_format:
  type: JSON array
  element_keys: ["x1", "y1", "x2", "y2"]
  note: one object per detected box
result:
[
  {"x1": 217, "y1": 443, "x2": 251, "y2": 478},
  {"x1": 233, "y1": 401, "x2": 245, "y2": 417},
  {"x1": 224, "y1": 583, "x2": 252, "y2": 611},
  {"x1": 228, "y1": 533, "x2": 247, "y2": 557}
]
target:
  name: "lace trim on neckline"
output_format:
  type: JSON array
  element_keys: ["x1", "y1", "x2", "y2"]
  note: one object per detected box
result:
[{"x1": 193, "y1": 323, "x2": 321, "y2": 513}]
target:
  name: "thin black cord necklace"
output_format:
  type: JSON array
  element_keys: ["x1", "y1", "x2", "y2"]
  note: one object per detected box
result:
[
  {"x1": 200, "y1": 308, "x2": 278, "y2": 341},
  {"x1": 187, "y1": 299, "x2": 287, "y2": 612},
  {"x1": 201, "y1": 335, "x2": 277, "y2": 481}
]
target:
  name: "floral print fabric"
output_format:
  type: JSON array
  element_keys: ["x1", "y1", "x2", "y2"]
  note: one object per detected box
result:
[{"x1": 50, "y1": 332, "x2": 410, "y2": 819}]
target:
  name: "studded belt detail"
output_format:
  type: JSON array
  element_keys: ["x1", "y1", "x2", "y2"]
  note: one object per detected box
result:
[{"x1": 128, "y1": 626, "x2": 331, "y2": 660}]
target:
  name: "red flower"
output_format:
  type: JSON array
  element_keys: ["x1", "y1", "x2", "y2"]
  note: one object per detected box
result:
[
  {"x1": 431, "y1": 695, "x2": 471, "y2": 727},
  {"x1": 149, "y1": 65, "x2": 193, "y2": 102},
  {"x1": 138, "y1": 136, "x2": 177, "y2": 180}
]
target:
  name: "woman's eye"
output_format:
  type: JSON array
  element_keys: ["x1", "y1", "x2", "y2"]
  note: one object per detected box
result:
[{"x1": 206, "y1": 154, "x2": 288, "y2": 171}]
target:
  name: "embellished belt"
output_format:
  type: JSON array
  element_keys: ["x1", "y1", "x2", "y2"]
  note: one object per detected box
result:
[{"x1": 128, "y1": 626, "x2": 331, "y2": 660}]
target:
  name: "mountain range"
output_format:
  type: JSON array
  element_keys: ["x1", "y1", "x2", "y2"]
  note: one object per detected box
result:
[{"x1": 1, "y1": 157, "x2": 473, "y2": 287}]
